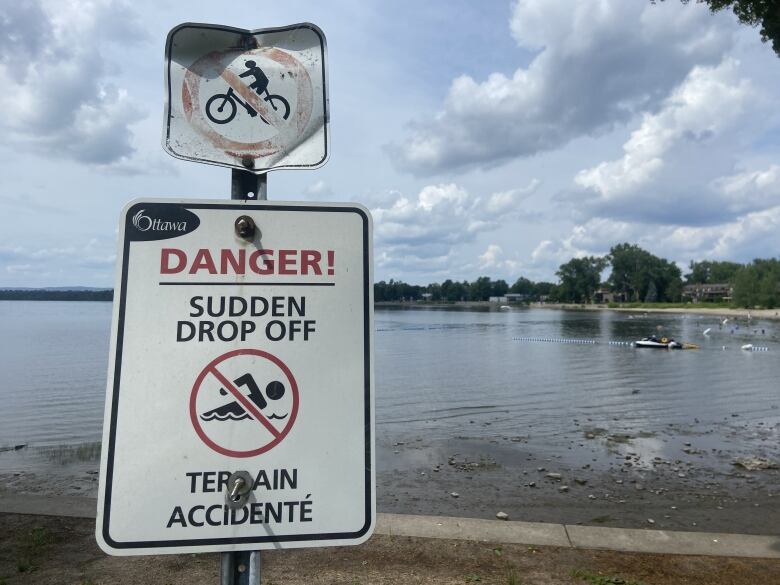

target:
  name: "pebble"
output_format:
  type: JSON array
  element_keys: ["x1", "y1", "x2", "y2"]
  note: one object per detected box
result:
[
  {"x1": 559, "y1": 485, "x2": 569, "y2": 493},
  {"x1": 496, "y1": 511, "x2": 509, "y2": 520},
  {"x1": 527, "y1": 482, "x2": 536, "y2": 488},
  {"x1": 450, "y1": 492, "x2": 459, "y2": 498},
  {"x1": 647, "y1": 518, "x2": 655, "y2": 525},
  {"x1": 588, "y1": 494, "x2": 596, "y2": 500},
  {"x1": 545, "y1": 472, "x2": 562, "y2": 480},
  {"x1": 574, "y1": 478, "x2": 587, "y2": 486}
]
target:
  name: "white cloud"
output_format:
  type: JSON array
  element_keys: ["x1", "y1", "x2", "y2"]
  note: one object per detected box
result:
[
  {"x1": 0, "y1": 238, "x2": 117, "y2": 286},
  {"x1": 479, "y1": 244, "x2": 502, "y2": 268},
  {"x1": 304, "y1": 180, "x2": 333, "y2": 198},
  {"x1": 372, "y1": 180, "x2": 538, "y2": 276},
  {"x1": 575, "y1": 59, "x2": 750, "y2": 200},
  {"x1": 528, "y1": 196, "x2": 780, "y2": 280},
  {"x1": 0, "y1": 0, "x2": 147, "y2": 165},
  {"x1": 388, "y1": 0, "x2": 736, "y2": 175}
]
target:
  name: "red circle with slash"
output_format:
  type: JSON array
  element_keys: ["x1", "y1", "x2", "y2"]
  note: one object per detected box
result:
[{"x1": 189, "y1": 349, "x2": 299, "y2": 458}]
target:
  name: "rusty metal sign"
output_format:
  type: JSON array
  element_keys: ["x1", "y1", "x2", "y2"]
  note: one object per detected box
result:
[{"x1": 163, "y1": 23, "x2": 328, "y2": 173}]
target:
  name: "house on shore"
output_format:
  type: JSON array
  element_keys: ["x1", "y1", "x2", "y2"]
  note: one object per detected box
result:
[{"x1": 682, "y1": 283, "x2": 732, "y2": 303}]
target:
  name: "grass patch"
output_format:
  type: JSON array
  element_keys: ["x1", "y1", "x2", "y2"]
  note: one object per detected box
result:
[
  {"x1": 37, "y1": 441, "x2": 101, "y2": 465},
  {"x1": 506, "y1": 567, "x2": 523, "y2": 585},
  {"x1": 607, "y1": 301, "x2": 733, "y2": 310},
  {"x1": 572, "y1": 569, "x2": 645, "y2": 585},
  {"x1": 15, "y1": 526, "x2": 57, "y2": 573}
]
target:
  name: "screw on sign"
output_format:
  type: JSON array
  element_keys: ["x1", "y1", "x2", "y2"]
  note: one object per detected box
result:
[{"x1": 190, "y1": 349, "x2": 299, "y2": 457}]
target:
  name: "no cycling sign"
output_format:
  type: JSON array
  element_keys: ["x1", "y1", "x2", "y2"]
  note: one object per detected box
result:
[
  {"x1": 163, "y1": 22, "x2": 328, "y2": 173},
  {"x1": 96, "y1": 199, "x2": 374, "y2": 555}
]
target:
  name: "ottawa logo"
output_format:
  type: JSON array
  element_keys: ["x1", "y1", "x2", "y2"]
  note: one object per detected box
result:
[{"x1": 132, "y1": 209, "x2": 188, "y2": 233}]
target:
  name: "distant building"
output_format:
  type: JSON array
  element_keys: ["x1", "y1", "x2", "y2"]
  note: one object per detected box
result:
[
  {"x1": 505, "y1": 293, "x2": 529, "y2": 303},
  {"x1": 682, "y1": 283, "x2": 732, "y2": 303},
  {"x1": 421, "y1": 293, "x2": 433, "y2": 301},
  {"x1": 593, "y1": 288, "x2": 626, "y2": 304},
  {"x1": 489, "y1": 296, "x2": 508, "y2": 303}
]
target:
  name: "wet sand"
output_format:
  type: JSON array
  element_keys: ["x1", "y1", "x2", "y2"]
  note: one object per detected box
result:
[
  {"x1": 375, "y1": 418, "x2": 780, "y2": 535},
  {"x1": 3, "y1": 415, "x2": 779, "y2": 536},
  {"x1": 537, "y1": 304, "x2": 780, "y2": 321}
]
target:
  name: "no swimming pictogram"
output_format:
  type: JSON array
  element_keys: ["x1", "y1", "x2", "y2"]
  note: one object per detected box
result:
[{"x1": 189, "y1": 349, "x2": 299, "y2": 458}]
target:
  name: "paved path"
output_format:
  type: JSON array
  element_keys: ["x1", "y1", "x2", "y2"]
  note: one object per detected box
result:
[{"x1": 2, "y1": 494, "x2": 778, "y2": 559}]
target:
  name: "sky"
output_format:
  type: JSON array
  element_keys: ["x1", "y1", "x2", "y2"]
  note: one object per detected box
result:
[{"x1": 1, "y1": 0, "x2": 780, "y2": 288}]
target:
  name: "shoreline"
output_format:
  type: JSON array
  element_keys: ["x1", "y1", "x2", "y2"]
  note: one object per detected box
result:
[
  {"x1": 375, "y1": 301, "x2": 780, "y2": 320},
  {"x1": 531, "y1": 303, "x2": 780, "y2": 320}
]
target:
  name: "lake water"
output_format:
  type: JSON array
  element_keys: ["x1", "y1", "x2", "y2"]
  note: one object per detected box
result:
[{"x1": 1, "y1": 300, "x2": 778, "y2": 476}]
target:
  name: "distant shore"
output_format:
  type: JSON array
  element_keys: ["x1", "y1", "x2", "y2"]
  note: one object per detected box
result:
[{"x1": 375, "y1": 301, "x2": 780, "y2": 320}]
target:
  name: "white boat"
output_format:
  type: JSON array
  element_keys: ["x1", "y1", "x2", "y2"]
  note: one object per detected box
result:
[{"x1": 634, "y1": 336, "x2": 697, "y2": 350}]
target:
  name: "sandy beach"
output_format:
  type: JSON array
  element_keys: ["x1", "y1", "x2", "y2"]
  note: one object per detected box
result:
[{"x1": 532, "y1": 303, "x2": 780, "y2": 321}]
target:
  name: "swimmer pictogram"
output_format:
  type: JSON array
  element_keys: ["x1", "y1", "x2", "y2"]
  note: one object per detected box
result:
[{"x1": 190, "y1": 349, "x2": 299, "y2": 458}]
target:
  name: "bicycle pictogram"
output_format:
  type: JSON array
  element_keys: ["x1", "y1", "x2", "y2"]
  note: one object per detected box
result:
[{"x1": 205, "y1": 60, "x2": 291, "y2": 126}]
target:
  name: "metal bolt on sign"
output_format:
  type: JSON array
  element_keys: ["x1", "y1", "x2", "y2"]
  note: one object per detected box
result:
[
  {"x1": 234, "y1": 215, "x2": 257, "y2": 240},
  {"x1": 225, "y1": 471, "x2": 254, "y2": 509}
]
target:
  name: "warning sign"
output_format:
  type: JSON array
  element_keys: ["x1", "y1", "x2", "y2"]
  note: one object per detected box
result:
[
  {"x1": 96, "y1": 199, "x2": 373, "y2": 555},
  {"x1": 190, "y1": 349, "x2": 299, "y2": 458},
  {"x1": 163, "y1": 22, "x2": 328, "y2": 173}
]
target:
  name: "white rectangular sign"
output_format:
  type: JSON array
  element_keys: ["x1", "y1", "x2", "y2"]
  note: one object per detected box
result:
[
  {"x1": 163, "y1": 22, "x2": 328, "y2": 173},
  {"x1": 97, "y1": 199, "x2": 374, "y2": 555}
]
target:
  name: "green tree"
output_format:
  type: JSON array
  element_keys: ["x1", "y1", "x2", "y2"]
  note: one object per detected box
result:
[
  {"x1": 534, "y1": 281, "x2": 557, "y2": 300},
  {"x1": 685, "y1": 260, "x2": 742, "y2": 283},
  {"x1": 657, "y1": 1, "x2": 780, "y2": 57},
  {"x1": 732, "y1": 266, "x2": 760, "y2": 307},
  {"x1": 444, "y1": 279, "x2": 467, "y2": 301},
  {"x1": 469, "y1": 276, "x2": 493, "y2": 301},
  {"x1": 732, "y1": 258, "x2": 780, "y2": 308},
  {"x1": 645, "y1": 280, "x2": 659, "y2": 303},
  {"x1": 426, "y1": 282, "x2": 442, "y2": 301},
  {"x1": 607, "y1": 243, "x2": 682, "y2": 302},
  {"x1": 491, "y1": 279, "x2": 509, "y2": 297},
  {"x1": 510, "y1": 276, "x2": 535, "y2": 295},
  {"x1": 556, "y1": 256, "x2": 608, "y2": 303}
]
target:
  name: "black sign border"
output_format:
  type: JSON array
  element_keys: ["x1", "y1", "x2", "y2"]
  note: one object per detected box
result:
[{"x1": 101, "y1": 201, "x2": 372, "y2": 550}]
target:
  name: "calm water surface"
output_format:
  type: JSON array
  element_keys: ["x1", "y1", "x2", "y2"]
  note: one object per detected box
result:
[{"x1": 1, "y1": 301, "x2": 778, "y2": 471}]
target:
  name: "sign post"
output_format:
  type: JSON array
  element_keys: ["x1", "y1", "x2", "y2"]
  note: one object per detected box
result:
[
  {"x1": 96, "y1": 22, "x2": 373, "y2": 585},
  {"x1": 224, "y1": 172, "x2": 266, "y2": 585}
]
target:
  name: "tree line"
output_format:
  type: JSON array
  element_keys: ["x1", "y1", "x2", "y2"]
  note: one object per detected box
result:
[
  {"x1": 0, "y1": 289, "x2": 113, "y2": 301},
  {"x1": 375, "y1": 243, "x2": 780, "y2": 309}
]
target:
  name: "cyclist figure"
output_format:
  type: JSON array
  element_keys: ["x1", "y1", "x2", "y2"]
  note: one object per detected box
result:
[{"x1": 240, "y1": 60, "x2": 270, "y2": 95}]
